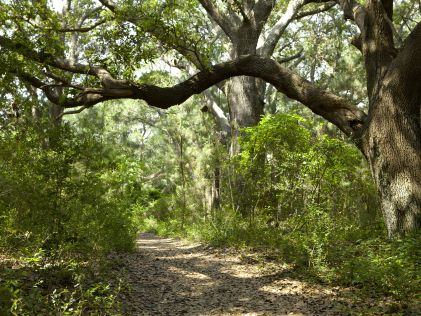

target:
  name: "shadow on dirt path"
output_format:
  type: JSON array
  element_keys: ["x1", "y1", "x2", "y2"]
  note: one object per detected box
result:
[{"x1": 118, "y1": 233, "x2": 356, "y2": 315}]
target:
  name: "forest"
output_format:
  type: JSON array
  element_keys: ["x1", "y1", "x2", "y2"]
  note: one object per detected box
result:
[{"x1": 0, "y1": 0, "x2": 420, "y2": 315}]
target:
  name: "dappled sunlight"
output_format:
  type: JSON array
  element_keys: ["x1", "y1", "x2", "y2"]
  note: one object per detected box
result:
[
  {"x1": 219, "y1": 264, "x2": 263, "y2": 279},
  {"x1": 120, "y1": 233, "x2": 348, "y2": 315},
  {"x1": 260, "y1": 280, "x2": 316, "y2": 296},
  {"x1": 168, "y1": 266, "x2": 213, "y2": 280}
]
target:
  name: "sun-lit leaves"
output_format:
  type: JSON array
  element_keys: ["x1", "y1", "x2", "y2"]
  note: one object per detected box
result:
[{"x1": 236, "y1": 113, "x2": 376, "y2": 222}]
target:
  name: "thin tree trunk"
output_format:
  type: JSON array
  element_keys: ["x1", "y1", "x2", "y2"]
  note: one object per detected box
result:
[{"x1": 211, "y1": 166, "x2": 221, "y2": 210}]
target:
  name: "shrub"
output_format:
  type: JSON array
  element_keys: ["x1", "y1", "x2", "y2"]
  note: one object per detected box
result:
[{"x1": 0, "y1": 122, "x2": 136, "y2": 256}]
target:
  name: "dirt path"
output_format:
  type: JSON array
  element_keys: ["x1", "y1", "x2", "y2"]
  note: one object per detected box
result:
[{"x1": 118, "y1": 233, "x2": 352, "y2": 315}]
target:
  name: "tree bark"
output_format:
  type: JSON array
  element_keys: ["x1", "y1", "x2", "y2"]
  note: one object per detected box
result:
[
  {"x1": 211, "y1": 166, "x2": 221, "y2": 210},
  {"x1": 363, "y1": 98, "x2": 421, "y2": 237},
  {"x1": 227, "y1": 76, "x2": 263, "y2": 154},
  {"x1": 337, "y1": 0, "x2": 421, "y2": 237},
  {"x1": 361, "y1": 59, "x2": 421, "y2": 237}
]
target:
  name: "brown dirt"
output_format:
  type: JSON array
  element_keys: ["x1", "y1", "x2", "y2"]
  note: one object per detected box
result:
[{"x1": 116, "y1": 233, "x2": 358, "y2": 315}]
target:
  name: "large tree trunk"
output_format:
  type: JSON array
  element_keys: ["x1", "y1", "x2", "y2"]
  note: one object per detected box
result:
[
  {"x1": 225, "y1": 26, "x2": 264, "y2": 213},
  {"x1": 226, "y1": 76, "x2": 262, "y2": 214},
  {"x1": 354, "y1": 1, "x2": 421, "y2": 237},
  {"x1": 227, "y1": 26, "x2": 264, "y2": 155},
  {"x1": 362, "y1": 80, "x2": 421, "y2": 238},
  {"x1": 227, "y1": 76, "x2": 263, "y2": 154}
]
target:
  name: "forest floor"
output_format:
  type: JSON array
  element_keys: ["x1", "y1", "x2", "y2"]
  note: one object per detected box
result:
[{"x1": 114, "y1": 233, "x2": 408, "y2": 316}]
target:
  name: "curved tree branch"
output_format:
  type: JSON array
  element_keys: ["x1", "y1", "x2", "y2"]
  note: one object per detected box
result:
[
  {"x1": 9, "y1": 53, "x2": 366, "y2": 137},
  {"x1": 1, "y1": 28, "x2": 367, "y2": 137},
  {"x1": 0, "y1": 35, "x2": 131, "y2": 90},
  {"x1": 295, "y1": 2, "x2": 337, "y2": 20}
]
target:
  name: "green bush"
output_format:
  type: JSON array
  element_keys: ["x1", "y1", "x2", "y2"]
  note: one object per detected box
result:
[
  {"x1": 0, "y1": 123, "x2": 136, "y2": 255},
  {"x1": 235, "y1": 113, "x2": 379, "y2": 225}
]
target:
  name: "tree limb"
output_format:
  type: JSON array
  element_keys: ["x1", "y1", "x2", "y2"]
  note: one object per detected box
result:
[
  {"x1": 381, "y1": 0, "x2": 393, "y2": 20},
  {"x1": 198, "y1": 0, "x2": 237, "y2": 40},
  {"x1": 43, "y1": 71, "x2": 84, "y2": 90},
  {"x1": 57, "y1": 105, "x2": 89, "y2": 119},
  {"x1": 295, "y1": 2, "x2": 337, "y2": 20},
  {"x1": 98, "y1": 0, "x2": 116, "y2": 11},
  {"x1": 58, "y1": 19, "x2": 106, "y2": 33},
  {"x1": 336, "y1": 0, "x2": 366, "y2": 32},
  {"x1": 2, "y1": 25, "x2": 367, "y2": 137},
  {"x1": 0, "y1": 35, "x2": 130, "y2": 89},
  {"x1": 13, "y1": 54, "x2": 365, "y2": 137},
  {"x1": 259, "y1": 0, "x2": 308, "y2": 56},
  {"x1": 13, "y1": 71, "x2": 61, "y2": 105},
  {"x1": 250, "y1": 0, "x2": 276, "y2": 34},
  {"x1": 362, "y1": 0, "x2": 396, "y2": 99},
  {"x1": 278, "y1": 49, "x2": 304, "y2": 63}
]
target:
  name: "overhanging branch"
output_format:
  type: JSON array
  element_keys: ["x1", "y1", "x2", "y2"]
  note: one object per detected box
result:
[
  {"x1": 1, "y1": 30, "x2": 367, "y2": 137},
  {"x1": 22, "y1": 55, "x2": 366, "y2": 137}
]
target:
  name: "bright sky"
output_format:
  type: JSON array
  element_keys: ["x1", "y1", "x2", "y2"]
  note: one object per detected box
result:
[{"x1": 51, "y1": 0, "x2": 65, "y2": 12}]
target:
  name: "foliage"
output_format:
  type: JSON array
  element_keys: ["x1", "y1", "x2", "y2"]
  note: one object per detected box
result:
[
  {"x1": 235, "y1": 113, "x2": 378, "y2": 224},
  {"x1": 0, "y1": 111, "x2": 139, "y2": 314},
  {"x1": 0, "y1": 121, "x2": 136, "y2": 255},
  {"x1": 131, "y1": 98, "x2": 219, "y2": 231},
  {"x1": 0, "y1": 251, "x2": 124, "y2": 315}
]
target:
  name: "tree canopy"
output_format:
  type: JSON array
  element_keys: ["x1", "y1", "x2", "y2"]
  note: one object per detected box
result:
[{"x1": 2, "y1": 0, "x2": 420, "y2": 237}]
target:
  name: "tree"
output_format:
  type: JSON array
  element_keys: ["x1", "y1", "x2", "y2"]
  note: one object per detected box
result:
[
  {"x1": 91, "y1": 0, "x2": 337, "y2": 213},
  {"x1": 0, "y1": 0, "x2": 420, "y2": 237}
]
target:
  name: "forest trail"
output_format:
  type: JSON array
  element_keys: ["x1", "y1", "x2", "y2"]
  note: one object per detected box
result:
[{"x1": 118, "y1": 233, "x2": 352, "y2": 316}]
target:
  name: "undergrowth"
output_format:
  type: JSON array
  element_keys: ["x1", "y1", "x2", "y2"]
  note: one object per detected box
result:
[{"x1": 0, "y1": 248, "x2": 125, "y2": 315}]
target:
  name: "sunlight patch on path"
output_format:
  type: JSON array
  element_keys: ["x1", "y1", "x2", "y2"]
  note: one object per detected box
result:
[
  {"x1": 168, "y1": 266, "x2": 213, "y2": 280},
  {"x1": 120, "y1": 233, "x2": 346, "y2": 315}
]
